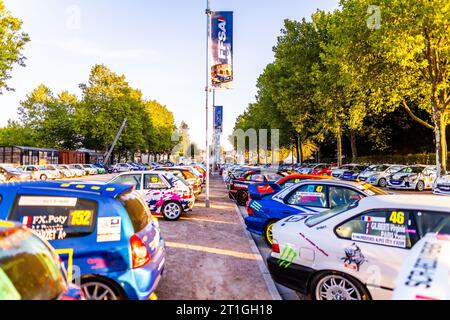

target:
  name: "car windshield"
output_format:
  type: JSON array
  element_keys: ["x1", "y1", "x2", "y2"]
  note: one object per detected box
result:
[
  {"x1": 399, "y1": 167, "x2": 424, "y2": 174},
  {"x1": 0, "y1": 227, "x2": 67, "y2": 300},
  {"x1": 305, "y1": 202, "x2": 357, "y2": 227},
  {"x1": 368, "y1": 165, "x2": 388, "y2": 172},
  {"x1": 9, "y1": 196, "x2": 98, "y2": 241}
]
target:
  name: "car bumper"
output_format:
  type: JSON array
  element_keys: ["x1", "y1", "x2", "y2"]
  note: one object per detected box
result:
[
  {"x1": 433, "y1": 186, "x2": 450, "y2": 195},
  {"x1": 267, "y1": 256, "x2": 315, "y2": 295},
  {"x1": 121, "y1": 240, "x2": 166, "y2": 300},
  {"x1": 387, "y1": 181, "x2": 416, "y2": 189},
  {"x1": 244, "y1": 215, "x2": 266, "y2": 235}
]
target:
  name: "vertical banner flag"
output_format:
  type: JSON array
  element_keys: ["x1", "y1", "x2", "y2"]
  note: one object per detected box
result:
[
  {"x1": 210, "y1": 11, "x2": 233, "y2": 89},
  {"x1": 214, "y1": 106, "x2": 223, "y2": 133}
]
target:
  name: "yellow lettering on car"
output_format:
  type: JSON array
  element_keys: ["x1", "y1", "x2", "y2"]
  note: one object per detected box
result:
[
  {"x1": 69, "y1": 210, "x2": 92, "y2": 226},
  {"x1": 151, "y1": 177, "x2": 159, "y2": 183},
  {"x1": 55, "y1": 248, "x2": 74, "y2": 282},
  {"x1": 390, "y1": 211, "x2": 405, "y2": 225},
  {"x1": 316, "y1": 186, "x2": 323, "y2": 192}
]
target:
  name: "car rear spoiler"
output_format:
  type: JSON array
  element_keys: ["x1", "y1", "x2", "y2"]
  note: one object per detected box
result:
[{"x1": 248, "y1": 182, "x2": 282, "y2": 200}]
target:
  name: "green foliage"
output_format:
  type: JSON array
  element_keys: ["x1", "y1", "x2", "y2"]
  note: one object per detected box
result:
[{"x1": 0, "y1": 0, "x2": 30, "y2": 93}]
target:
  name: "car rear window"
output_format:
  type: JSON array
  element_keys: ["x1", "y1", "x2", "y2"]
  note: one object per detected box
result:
[
  {"x1": 9, "y1": 196, "x2": 98, "y2": 241},
  {"x1": 118, "y1": 191, "x2": 150, "y2": 233},
  {"x1": 0, "y1": 227, "x2": 67, "y2": 300}
]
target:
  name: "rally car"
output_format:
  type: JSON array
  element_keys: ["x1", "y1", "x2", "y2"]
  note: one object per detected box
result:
[
  {"x1": 310, "y1": 164, "x2": 337, "y2": 176},
  {"x1": 331, "y1": 164, "x2": 360, "y2": 179},
  {"x1": 432, "y1": 174, "x2": 450, "y2": 195},
  {"x1": 358, "y1": 164, "x2": 405, "y2": 188},
  {"x1": 387, "y1": 165, "x2": 437, "y2": 191},
  {"x1": 268, "y1": 195, "x2": 450, "y2": 300},
  {"x1": 110, "y1": 171, "x2": 195, "y2": 221},
  {"x1": 228, "y1": 169, "x2": 286, "y2": 206},
  {"x1": 0, "y1": 220, "x2": 84, "y2": 300},
  {"x1": 0, "y1": 181, "x2": 166, "y2": 300},
  {"x1": 245, "y1": 180, "x2": 387, "y2": 246},
  {"x1": 392, "y1": 233, "x2": 450, "y2": 300}
]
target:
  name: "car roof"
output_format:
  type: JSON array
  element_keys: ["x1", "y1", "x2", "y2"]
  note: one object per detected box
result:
[
  {"x1": 0, "y1": 181, "x2": 133, "y2": 198},
  {"x1": 358, "y1": 195, "x2": 450, "y2": 212}
]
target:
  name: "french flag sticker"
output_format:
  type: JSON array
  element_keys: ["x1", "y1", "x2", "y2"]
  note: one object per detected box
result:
[
  {"x1": 21, "y1": 216, "x2": 32, "y2": 228},
  {"x1": 361, "y1": 216, "x2": 386, "y2": 223}
]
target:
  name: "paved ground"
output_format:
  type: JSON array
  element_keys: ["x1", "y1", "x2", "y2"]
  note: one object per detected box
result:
[{"x1": 154, "y1": 176, "x2": 280, "y2": 300}]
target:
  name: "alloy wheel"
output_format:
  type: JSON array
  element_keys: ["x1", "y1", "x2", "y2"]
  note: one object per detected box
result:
[
  {"x1": 81, "y1": 282, "x2": 118, "y2": 300},
  {"x1": 315, "y1": 275, "x2": 362, "y2": 300},
  {"x1": 164, "y1": 203, "x2": 181, "y2": 219}
]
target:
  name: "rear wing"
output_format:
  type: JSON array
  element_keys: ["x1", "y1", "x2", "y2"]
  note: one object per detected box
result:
[{"x1": 248, "y1": 182, "x2": 282, "y2": 200}]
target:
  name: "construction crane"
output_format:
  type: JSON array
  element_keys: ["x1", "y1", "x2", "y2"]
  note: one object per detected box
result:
[{"x1": 103, "y1": 117, "x2": 128, "y2": 165}]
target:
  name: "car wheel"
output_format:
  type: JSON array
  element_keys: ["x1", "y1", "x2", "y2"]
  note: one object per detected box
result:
[
  {"x1": 263, "y1": 220, "x2": 278, "y2": 247},
  {"x1": 236, "y1": 190, "x2": 248, "y2": 206},
  {"x1": 161, "y1": 201, "x2": 182, "y2": 221},
  {"x1": 378, "y1": 178, "x2": 387, "y2": 188},
  {"x1": 311, "y1": 271, "x2": 370, "y2": 301},
  {"x1": 416, "y1": 180, "x2": 425, "y2": 192},
  {"x1": 80, "y1": 277, "x2": 126, "y2": 300},
  {"x1": 40, "y1": 174, "x2": 48, "y2": 181}
]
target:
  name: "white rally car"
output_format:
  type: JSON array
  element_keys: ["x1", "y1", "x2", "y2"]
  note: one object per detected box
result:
[
  {"x1": 387, "y1": 165, "x2": 437, "y2": 191},
  {"x1": 432, "y1": 174, "x2": 450, "y2": 195},
  {"x1": 268, "y1": 195, "x2": 450, "y2": 300},
  {"x1": 331, "y1": 164, "x2": 359, "y2": 179},
  {"x1": 358, "y1": 164, "x2": 405, "y2": 188},
  {"x1": 392, "y1": 233, "x2": 450, "y2": 300}
]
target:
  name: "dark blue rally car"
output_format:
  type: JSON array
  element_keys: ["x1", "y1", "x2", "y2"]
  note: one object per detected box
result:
[
  {"x1": 245, "y1": 179, "x2": 387, "y2": 247},
  {"x1": 0, "y1": 181, "x2": 165, "y2": 300}
]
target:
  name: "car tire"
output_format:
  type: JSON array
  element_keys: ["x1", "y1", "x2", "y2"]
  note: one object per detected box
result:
[
  {"x1": 161, "y1": 201, "x2": 183, "y2": 221},
  {"x1": 416, "y1": 180, "x2": 425, "y2": 192},
  {"x1": 263, "y1": 220, "x2": 278, "y2": 247},
  {"x1": 236, "y1": 190, "x2": 248, "y2": 206},
  {"x1": 80, "y1": 276, "x2": 126, "y2": 300},
  {"x1": 40, "y1": 174, "x2": 48, "y2": 181},
  {"x1": 378, "y1": 178, "x2": 387, "y2": 188},
  {"x1": 310, "y1": 271, "x2": 371, "y2": 301}
]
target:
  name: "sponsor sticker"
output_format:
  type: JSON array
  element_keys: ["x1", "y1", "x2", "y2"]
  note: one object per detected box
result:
[
  {"x1": 18, "y1": 196, "x2": 78, "y2": 207},
  {"x1": 352, "y1": 232, "x2": 406, "y2": 248}
]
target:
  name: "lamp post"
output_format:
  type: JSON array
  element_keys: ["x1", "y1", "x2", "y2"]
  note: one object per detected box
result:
[{"x1": 205, "y1": 0, "x2": 211, "y2": 208}]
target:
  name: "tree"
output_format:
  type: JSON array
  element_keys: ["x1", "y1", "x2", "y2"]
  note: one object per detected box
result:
[
  {"x1": 0, "y1": 1, "x2": 30, "y2": 93},
  {"x1": 18, "y1": 85, "x2": 79, "y2": 149},
  {"x1": 0, "y1": 120, "x2": 37, "y2": 146}
]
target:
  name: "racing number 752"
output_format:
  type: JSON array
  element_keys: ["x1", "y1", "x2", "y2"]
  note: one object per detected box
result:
[{"x1": 389, "y1": 211, "x2": 405, "y2": 225}]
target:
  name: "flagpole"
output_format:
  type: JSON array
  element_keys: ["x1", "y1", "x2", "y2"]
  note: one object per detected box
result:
[{"x1": 205, "y1": 0, "x2": 211, "y2": 208}]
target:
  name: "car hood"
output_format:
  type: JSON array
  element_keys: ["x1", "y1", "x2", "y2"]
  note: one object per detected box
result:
[{"x1": 436, "y1": 175, "x2": 450, "y2": 184}]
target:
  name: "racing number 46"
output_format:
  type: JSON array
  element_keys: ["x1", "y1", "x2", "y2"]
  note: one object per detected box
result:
[{"x1": 389, "y1": 211, "x2": 405, "y2": 225}]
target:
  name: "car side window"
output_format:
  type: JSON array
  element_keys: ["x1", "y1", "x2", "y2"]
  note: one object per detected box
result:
[
  {"x1": 286, "y1": 184, "x2": 328, "y2": 208},
  {"x1": 280, "y1": 178, "x2": 302, "y2": 189},
  {"x1": 144, "y1": 174, "x2": 168, "y2": 189},
  {"x1": 414, "y1": 210, "x2": 450, "y2": 236},
  {"x1": 335, "y1": 210, "x2": 419, "y2": 249},
  {"x1": 113, "y1": 174, "x2": 142, "y2": 189},
  {"x1": 251, "y1": 174, "x2": 264, "y2": 182},
  {"x1": 329, "y1": 187, "x2": 364, "y2": 208}
]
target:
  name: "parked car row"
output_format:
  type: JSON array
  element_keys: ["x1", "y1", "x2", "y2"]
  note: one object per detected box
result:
[{"x1": 219, "y1": 163, "x2": 450, "y2": 300}]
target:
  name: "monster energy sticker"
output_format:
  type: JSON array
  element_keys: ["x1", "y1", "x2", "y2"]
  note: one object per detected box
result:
[{"x1": 278, "y1": 245, "x2": 297, "y2": 268}]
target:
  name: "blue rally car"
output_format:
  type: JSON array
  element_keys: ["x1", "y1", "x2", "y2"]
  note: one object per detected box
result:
[
  {"x1": 245, "y1": 179, "x2": 387, "y2": 246},
  {"x1": 0, "y1": 181, "x2": 166, "y2": 300}
]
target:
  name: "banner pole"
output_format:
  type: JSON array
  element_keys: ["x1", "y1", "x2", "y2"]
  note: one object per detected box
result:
[{"x1": 205, "y1": 0, "x2": 211, "y2": 208}]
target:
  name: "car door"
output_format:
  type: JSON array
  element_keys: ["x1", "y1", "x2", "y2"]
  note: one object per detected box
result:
[
  {"x1": 142, "y1": 173, "x2": 171, "y2": 211},
  {"x1": 333, "y1": 209, "x2": 419, "y2": 292},
  {"x1": 282, "y1": 183, "x2": 329, "y2": 215},
  {"x1": 423, "y1": 169, "x2": 436, "y2": 189}
]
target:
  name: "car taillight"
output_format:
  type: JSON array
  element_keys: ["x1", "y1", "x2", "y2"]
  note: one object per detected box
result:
[
  {"x1": 272, "y1": 242, "x2": 280, "y2": 254},
  {"x1": 130, "y1": 234, "x2": 151, "y2": 269}
]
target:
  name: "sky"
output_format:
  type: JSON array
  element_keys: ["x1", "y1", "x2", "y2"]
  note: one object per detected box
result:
[{"x1": 1, "y1": 0, "x2": 340, "y2": 151}]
